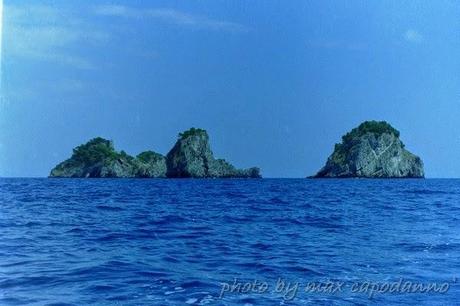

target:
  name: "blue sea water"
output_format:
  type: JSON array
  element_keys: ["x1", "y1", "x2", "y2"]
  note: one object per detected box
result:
[{"x1": 0, "y1": 178, "x2": 459, "y2": 305}]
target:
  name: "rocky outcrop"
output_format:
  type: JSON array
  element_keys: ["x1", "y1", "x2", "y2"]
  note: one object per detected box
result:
[
  {"x1": 134, "y1": 151, "x2": 167, "y2": 178},
  {"x1": 49, "y1": 138, "x2": 166, "y2": 178},
  {"x1": 209, "y1": 159, "x2": 261, "y2": 178},
  {"x1": 166, "y1": 128, "x2": 261, "y2": 178},
  {"x1": 50, "y1": 128, "x2": 261, "y2": 178},
  {"x1": 312, "y1": 121, "x2": 424, "y2": 178}
]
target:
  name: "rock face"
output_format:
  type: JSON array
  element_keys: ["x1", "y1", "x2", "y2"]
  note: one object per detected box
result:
[
  {"x1": 50, "y1": 128, "x2": 261, "y2": 178},
  {"x1": 312, "y1": 121, "x2": 424, "y2": 178},
  {"x1": 49, "y1": 138, "x2": 166, "y2": 178},
  {"x1": 166, "y1": 128, "x2": 261, "y2": 178},
  {"x1": 135, "y1": 151, "x2": 167, "y2": 178}
]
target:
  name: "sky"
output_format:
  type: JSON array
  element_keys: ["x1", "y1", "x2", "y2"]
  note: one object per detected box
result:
[{"x1": 1, "y1": 0, "x2": 460, "y2": 178}]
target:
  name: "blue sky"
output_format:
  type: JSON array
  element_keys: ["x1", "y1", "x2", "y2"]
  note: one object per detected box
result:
[{"x1": 1, "y1": 0, "x2": 460, "y2": 177}]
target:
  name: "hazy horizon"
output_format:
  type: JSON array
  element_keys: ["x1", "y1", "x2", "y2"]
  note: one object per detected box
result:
[{"x1": 1, "y1": 1, "x2": 460, "y2": 178}]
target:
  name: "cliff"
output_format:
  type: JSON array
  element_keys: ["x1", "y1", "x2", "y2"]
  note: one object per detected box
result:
[
  {"x1": 134, "y1": 151, "x2": 167, "y2": 178},
  {"x1": 312, "y1": 121, "x2": 424, "y2": 178},
  {"x1": 49, "y1": 138, "x2": 166, "y2": 178},
  {"x1": 166, "y1": 128, "x2": 261, "y2": 178},
  {"x1": 50, "y1": 128, "x2": 261, "y2": 178}
]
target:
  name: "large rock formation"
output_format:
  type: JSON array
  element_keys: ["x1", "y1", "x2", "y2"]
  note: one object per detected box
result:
[
  {"x1": 312, "y1": 121, "x2": 424, "y2": 178},
  {"x1": 166, "y1": 128, "x2": 261, "y2": 178},
  {"x1": 49, "y1": 128, "x2": 261, "y2": 178},
  {"x1": 49, "y1": 138, "x2": 166, "y2": 178},
  {"x1": 134, "y1": 151, "x2": 167, "y2": 178}
]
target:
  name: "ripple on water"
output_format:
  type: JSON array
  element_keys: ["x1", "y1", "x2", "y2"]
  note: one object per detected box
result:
[{"x1": 0, "y1": 178, "x2": 459, "y2": 305}]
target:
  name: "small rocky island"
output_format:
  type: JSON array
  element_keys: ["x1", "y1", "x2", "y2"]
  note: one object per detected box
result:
[
  {"x1": 50, "y1": 128, "x2": 261, "y2": 178},
  {"x1": 166, "y1": 128, "x2": 260, "y2": 178},
  {"x1": 312, "y1": 121, "x2": 424, "y2": 178}
]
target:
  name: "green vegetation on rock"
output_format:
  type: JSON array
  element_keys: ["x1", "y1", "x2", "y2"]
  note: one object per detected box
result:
[
  {"x1": 165, "y1": 128, "x2": 261, "y2": 178},
  {"x1": 343, "y1": 121, "x2": 400, "y2": 141},
  {"x1": 312, "y1": 121, "x2": 424, "y2": 178},
  {"x1": 50, "y1": 128, "x2": 261, "y2": 179},
  {"x1": 72, "y1": 137, "x2": 119, "y2": 164},
  {"x1": 50, "y1": 138, "x2": 166, "y2": 178},
  {"x1": 332, "y1": 121, "x2": 402, "y2": 168},
  {"x1": 136, "y1": 151, "x2": 164, "y2": 163},
  {"x1": 178, "y1": 127, "x2": 208, "y2": 139},
  {"x1": 134, "y1": 151, "x2": 167, "y2": 178}
]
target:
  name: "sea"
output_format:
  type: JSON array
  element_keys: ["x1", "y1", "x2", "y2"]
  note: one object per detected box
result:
[{"x1": 0, "y1": 178, "x2": 459, "y2": 305}]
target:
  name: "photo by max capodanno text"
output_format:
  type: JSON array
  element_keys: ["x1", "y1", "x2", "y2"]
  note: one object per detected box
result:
[{"x1": 219, "y1": 277, "x2": 454, "y2": 301}]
